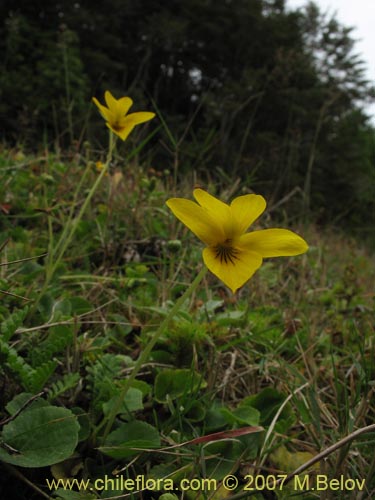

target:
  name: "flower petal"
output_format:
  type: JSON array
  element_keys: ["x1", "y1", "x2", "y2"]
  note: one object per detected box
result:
[
  {"x1": 106, "y1": 123, "x2": 135, "y2": 141},
  {"x1": 193, "y1": 189, "x2": 230, "y2": 218},
  {"x1": 124, "y1": 111, "x2": 156, "y2": 125},
  {"x1": 166, "y1": 198, "x2": 225, "y2": 245},
  {"x1": 104, "y1": 90, "x2": 120, "y2": 111},
  {"x1": 193, "y1": 189, "x2": 233, "y2": 238},
  {"x1": 240, "y1": 229, "x2": 308, "y2": 257},
  {"x1": 203, "y1": 246, "x2": 262, "y2": 293},
  {"x1": 117, "y1": 96, "x2": 133, "y2": 115},
  {"x1": 230, "y1": 194, "x2": 266, "y2": 234},
  {"x1": 92, "y1": 97, "x2": 113, "y2": 122}
]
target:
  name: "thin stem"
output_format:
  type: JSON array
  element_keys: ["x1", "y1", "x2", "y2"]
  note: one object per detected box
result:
[
  {"x1": 32, "y1": 132, "x2": 116, "y2": 313},
  {"x1": 44, "y1": 182, "x2": 54, "y2": 272},
  {"x1": 101, "y1": 266, "x2": 208, "y2": 441},
  {"x1": 52, "y1": 132, "x2": 115, "y2": 273},
  {"x1": 52, "y1": 160, "x2": 92, "y2": 259}
]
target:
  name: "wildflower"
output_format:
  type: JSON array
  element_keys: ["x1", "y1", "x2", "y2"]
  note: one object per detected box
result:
[
  {"x1": 166, "y1": 189, "x2": 308, "y2": 293},
  {"x1": 92, "y1": 91, "x2": 155, "y2": 141},
  {"x1": 95, "y1": 161, "x2": 105, "y2": 172}
]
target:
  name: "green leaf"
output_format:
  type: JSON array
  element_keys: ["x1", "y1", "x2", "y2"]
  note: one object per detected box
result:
[
  {"x1": 38, "y1": 294, "x2": 54, "y2": 321},
  {"x1": 69, "y1": 297, "x2": 92, "y2": 315},
  {"x1": 102, "y1": 388, "x2": 144, "y2": 417},
  {"x1": 5, "y1": 392, "x2": 48, "y2": 415},
  {"x1": 100, "y1": 420, "x2": 160, "y2": 458},
  {"x1": 205, "y1": 407, "x2": 228, "y2": 431},
  {"x1": 154, "y1": 368, "x2": 204, "y2": 403},
  {"x1": 201, "y1": 300, "x2": 224, "y2": 313},
  {"x1": 0, "y1": 406, "x2": 79, "y2": 467},
  {"x1": 186, "y1": 401, "x2": 206, "y2": 422},
  {"x1": 239, "y1": 388, "x2": 292, "y2": 426},
  {"x1": 220, "y1": 406, "x2": 260, "y2": 426},
  {"x1": 31, "y1": 325, "x2": 74, "y2": 367},
  {"x1": 130, "y1": 379, "x2": 152, "y2": 397},
  {"x1": 71, "y1": 407, "x2": 90, "y2": 442},
  {"x1": 216, "y1": 310, "x2": 246, "y2": 326},
  {"x1": 47, "y1": 373, "x2": 80, "y2": 402},
  {"x1": 19, "y1": 261, "x2": 44, "y2": 283},
  {"x1": 1, "y1": 307, "x2": 28, "y2": 341},
  {"x1": 26, "y1": 359, "x2": 58, "y2": 392},
  {"x1": 52, "y1": 299, "x2": 72, "y2": 320},
  {"x1": 203, "y1": 440, "x2": 245, "y2": 479}
]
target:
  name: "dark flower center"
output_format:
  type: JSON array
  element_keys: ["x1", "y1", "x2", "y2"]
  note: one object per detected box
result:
[
  {"x1": 214, "y1": 239, "x2": 239, "y2": 264},
  {"x1": 111, "y1": 120, "x2": 122, "y2": 131}
]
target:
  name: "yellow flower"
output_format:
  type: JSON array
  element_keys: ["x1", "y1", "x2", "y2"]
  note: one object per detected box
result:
[
  {"x1": 95, "y1": 161, "x2": 105, "y2": 171},
  {"x1": 92, "y1": 90, "x2": 155, "y2": 141},
  {"x1": 166, "y1": 189, "x2": 308, "y2": 293}
]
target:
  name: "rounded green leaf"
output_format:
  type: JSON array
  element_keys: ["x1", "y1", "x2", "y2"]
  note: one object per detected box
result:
[
  {"x1": 0, "y1": 406, "x2": 79, "y2": 467},
  {"x1": 186, "y1": 401, "x2": 206, "y2": 422},
  {"x1": 154, "y1": 368, "x2": 204, "y2": 403},
  {"x1": 102, "y1": 388, "x2": 143, "y2": 417},
  {"x1": 100, "y1": 420, "x2": 160, "y2": 458},
  {"x1": 220, "y1": 406, "x2": 260, "y2": 426},
  {"x1": 5, "y1": 392, "x2": 48, "y2": 415}
]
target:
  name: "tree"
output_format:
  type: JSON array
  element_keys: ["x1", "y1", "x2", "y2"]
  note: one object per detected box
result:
[{"x1": 0, "y1": 0, "x2": 373, "y2": 234}]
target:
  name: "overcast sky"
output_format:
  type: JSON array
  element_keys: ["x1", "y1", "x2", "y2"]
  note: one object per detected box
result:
[{"x1": 286, "y1": 0, "x2": 375, "y2": 122}]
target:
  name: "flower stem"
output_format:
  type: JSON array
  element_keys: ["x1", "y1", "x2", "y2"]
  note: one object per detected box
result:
[
  {"x1": 52, "y1": 132, "x2": 115, "y2": 274},
  {"x1": 101, "y1": 265, "x2": 208, "y2": 441},
  {"x1": 32, "y1": 132, "x2": 116, "y2": 314},
  {"x1": 51, "y1": 160, "x2": 92, "y2": 260}
]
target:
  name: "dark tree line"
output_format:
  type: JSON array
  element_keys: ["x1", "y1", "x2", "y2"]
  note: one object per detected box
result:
[{"x1": 0, "y1": 0, "x2": 374, "y2": 234}]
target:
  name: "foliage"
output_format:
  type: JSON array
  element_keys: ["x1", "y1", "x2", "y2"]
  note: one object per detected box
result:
[
  {"x1": 0, "y1": 146, "x2": 374, "y2": 498},
  {"x1": 0, "y1": 1, "x2": 374, "y2": 497},
  {"x1": 0, "y1": 0, "x2": 374, "y2": 233},
  {"x1": 0, "y1": 403, "x2": 79, "y2": 468}
]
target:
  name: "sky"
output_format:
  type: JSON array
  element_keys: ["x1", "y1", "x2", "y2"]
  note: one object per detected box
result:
[{"x1": 286, "y1": 0, "x2": 375, "y2": 122}]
